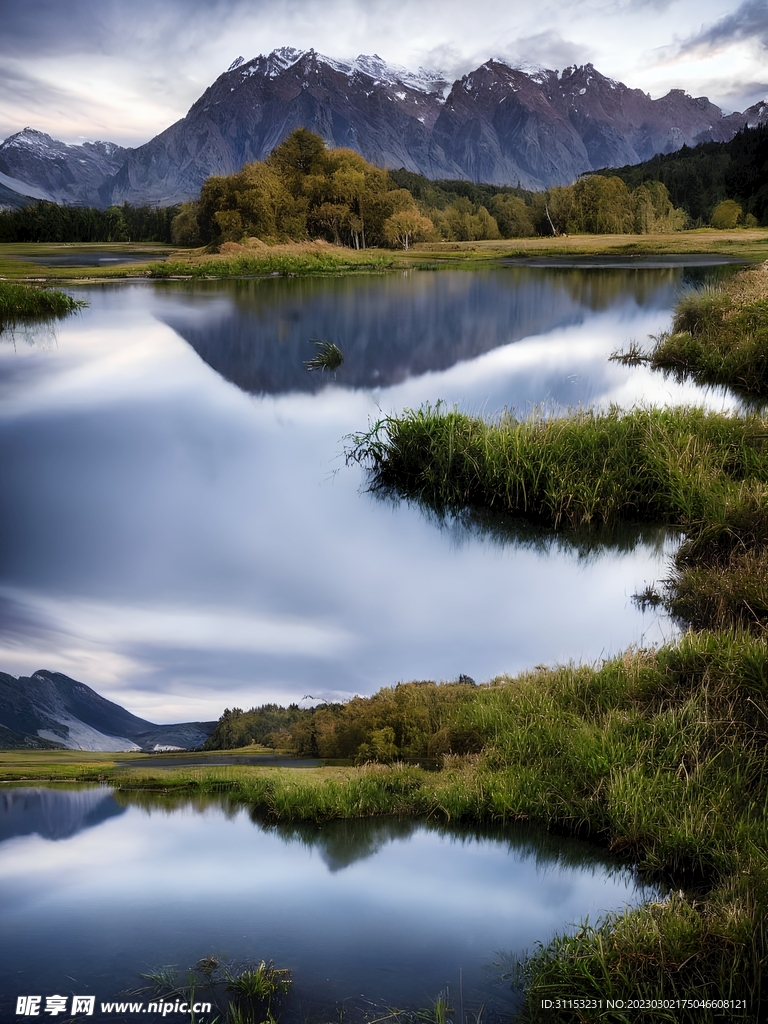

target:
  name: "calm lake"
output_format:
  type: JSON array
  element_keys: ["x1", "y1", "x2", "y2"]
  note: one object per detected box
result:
[
  {"x1": 0, "y1": 265, "x2": 734, "y2": 719},
  {"x1": 0, "y1": 785, "x2": 658, "y2": 1020}
]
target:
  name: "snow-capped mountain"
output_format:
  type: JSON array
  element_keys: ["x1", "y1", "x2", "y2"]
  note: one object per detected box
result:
[
  {"x1": 0, "y1": 128, "x2": 130, "y2": 205},
  {"x1": 1, "y1": 48, "x2": 764, "y2": 207}
]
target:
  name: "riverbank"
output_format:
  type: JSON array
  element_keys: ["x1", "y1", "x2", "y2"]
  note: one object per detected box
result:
[{"x1": 0, "y1": 229, "x2": 767, "y2": 281}]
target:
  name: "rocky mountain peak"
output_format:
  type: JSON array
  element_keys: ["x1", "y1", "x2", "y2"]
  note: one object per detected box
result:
[{"x1": 2, "y1": 127, "x2": 62, "y2": 156}]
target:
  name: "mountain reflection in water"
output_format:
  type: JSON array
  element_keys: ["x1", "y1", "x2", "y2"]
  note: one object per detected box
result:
[
  {"x1": 0, "y1": 786, "x2": 124, "y2": 843},
  {"x1": 156, "y1": 268, "x2": 693, "y2": 396},
  {"x1": 0, "y1": 267, "x2": 734, "y2": 712}
]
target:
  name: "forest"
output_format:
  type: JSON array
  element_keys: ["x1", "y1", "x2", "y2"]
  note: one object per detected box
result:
[
  {"x1": 175, "y1": 129, "x2": 686, "y2": 246},
  {"x1": 206, "y1": 679, "x2": 495, "y2": 760},
  {"x1": 603, "y1": 122, "x2": 768, "y2": 226},
  {"x1": 0, "y1": 200, "x2": 179, "y2": 243}
]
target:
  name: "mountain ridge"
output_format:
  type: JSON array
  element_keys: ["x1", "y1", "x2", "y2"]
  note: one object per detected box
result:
[
  {"x1": 1, "y1": 48, "x2": 766, "y2": 208},
  {"x1": 0, "y1": 669, "x2": 216, "y2": 751}
]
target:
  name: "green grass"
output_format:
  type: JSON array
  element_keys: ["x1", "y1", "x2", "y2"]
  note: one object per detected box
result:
[
  {"x1": 346, "y1": 403, "x2": 768, "y2": 529},
  {"x1": 304, "y1": 339, "x2": 344, "y2": 371},
  {"x1": 145, "y1": 250, "x2": 394, "y2": 279},
  {"x1": 650, "y1": 281, "x2": 768, "y2": 396},
  {"x1": 0, "y1": 279, "x2": 86, "y2": 329}
]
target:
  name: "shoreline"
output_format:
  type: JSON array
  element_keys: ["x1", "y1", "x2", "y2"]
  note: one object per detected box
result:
[{"x1": 0, "y1": 230, "x2": 767, "y2": 283}]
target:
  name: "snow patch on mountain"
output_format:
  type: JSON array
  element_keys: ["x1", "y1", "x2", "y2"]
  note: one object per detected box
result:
[{"x1": 37, "y1": 716, "x2": 141, "y2": 752}]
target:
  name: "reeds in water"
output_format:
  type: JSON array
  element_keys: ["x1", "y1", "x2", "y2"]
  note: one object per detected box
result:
[{"x1": 0, "y1": 280, "x2": 85, "y2": 331}]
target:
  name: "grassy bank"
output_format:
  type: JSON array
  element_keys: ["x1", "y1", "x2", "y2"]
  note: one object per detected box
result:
[
  {"x1": 346, "y1": 403, "x2": 768, "y2": 530},
  {"x1": 0, "y1": 279, "x2": 86, "y2": 329},
  {"x1": 401, "y1": 227, "x2": 768, "y2": 263},
  {"x1": 642, "y1": 263, "x2": 768, "y2": 396},
  {"x1": 0, "y1": 242, "x2": 175, "y2": 281},
  {"x1": 144, "y1": 241, "x2": 395, "y2": 278}
]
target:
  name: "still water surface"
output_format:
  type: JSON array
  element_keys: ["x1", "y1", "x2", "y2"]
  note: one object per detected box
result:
[
  {"x1": 0, "y1": 785, "x2": 658, "y2": 1018},
  {"x1": 0, "y1": 266, "x2": 733, "y2": 717}
]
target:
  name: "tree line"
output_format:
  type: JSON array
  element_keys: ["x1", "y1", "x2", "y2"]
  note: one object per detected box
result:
[
  {"x1": 0, "y1": 201, "x2": 179, "y2": 243},
  {"x1": 203, "y1": 679, "x2": 484, "y2": 760},
  {"x1": 173, "y1": 129, "x2": 687, "y2": 246}
]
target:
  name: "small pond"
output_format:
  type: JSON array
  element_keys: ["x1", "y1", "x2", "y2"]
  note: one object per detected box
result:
[{"x1": 0, "y1": 785, "x2": 659, "y2": 1020}]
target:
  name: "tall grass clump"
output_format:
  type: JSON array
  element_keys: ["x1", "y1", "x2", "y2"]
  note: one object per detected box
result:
[
  {"x1": 0, "y1": 280, "x2": 85, "y2": 330},
  {"x1": 304, "y1": 340, "x2": 344, "y2": 372},
  {"x1": 650, "y1": 267, "x2": 768, "y2": 396},
  {"x1": 347, "y1": 403, "x2": 768, "y2": 529}
]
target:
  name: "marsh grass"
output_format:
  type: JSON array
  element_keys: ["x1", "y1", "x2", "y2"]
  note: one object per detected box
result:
[
  {"x1": 305, "y1": 340, "x2": 344, "y2": 372},
  {"x1": 346, "y1": 403, "x2": 768, "y2": 530},
  {"x1": 649, "y1": 268, "x2": 768, "y2": 396},
  {"x1": 608, "y1": 339, "x2": 651, "y2": 366},
  {"x1": 0, "y1": 280, "x2": 85, "y2": 330},
  {"x1": 137, "y1": 955, "x2": 291, "y2": 1024},
  {"x1": 146, "y1": 249, "x2": 392, "y2": 279}
]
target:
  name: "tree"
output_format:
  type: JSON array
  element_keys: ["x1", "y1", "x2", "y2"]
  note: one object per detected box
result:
[
  {"x1": 266, "y1": 128, "x2": 328, "y2": 195},
  {"x1": 711, "y1": 199, "x2": 742, "y2": 229},
  {"x1": 171, "y1": 203, "x2": 201, "y2": 246},
  {"x1": 383, "y1": 208, "x2": 434, "y2": 249},
  {"x1": 489, "y1": 195, "x2": 535, "y2": 237}
]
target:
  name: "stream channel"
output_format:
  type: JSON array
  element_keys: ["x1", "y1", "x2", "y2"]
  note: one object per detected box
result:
[{"x1": 0, "y1": 261, "x2": 742, "y2": 1019}]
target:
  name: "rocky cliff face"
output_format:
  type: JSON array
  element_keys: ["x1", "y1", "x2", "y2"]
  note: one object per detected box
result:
[{"x1": 1, "y1": 48, "x2": 765, "y2": 206}]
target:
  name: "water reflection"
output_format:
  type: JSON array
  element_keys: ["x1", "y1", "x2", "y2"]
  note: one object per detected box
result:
[
  {"x1": 0, "y1": 786, "x2": 656, "y2": 1015},
  {"x1": 369, "y1": 492, "x2": 680, "y2": 561},
  {"x1": 0, "y1": 785, "x2": 125, "y2": 843},
  {"x1": 156, "y1": 269, "x2": 688, "y2": 396}
]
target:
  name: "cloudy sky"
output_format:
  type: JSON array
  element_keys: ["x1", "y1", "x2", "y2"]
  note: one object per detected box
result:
[{"x1": 0, "y1": 0, "x2": 766, "y2": 147}]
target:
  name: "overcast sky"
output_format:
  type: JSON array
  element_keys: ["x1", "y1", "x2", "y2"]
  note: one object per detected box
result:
[{"x1": 0, "y1": 0, "x2": 766, "y2": 147}]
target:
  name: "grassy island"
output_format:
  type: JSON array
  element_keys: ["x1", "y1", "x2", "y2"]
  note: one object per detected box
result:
[
  {"x1": 647, "y1": 262, "x2": 768, "y2": 397},
  {"x1": 0, "y1": 279, "x2": 86, "y2": 330}
]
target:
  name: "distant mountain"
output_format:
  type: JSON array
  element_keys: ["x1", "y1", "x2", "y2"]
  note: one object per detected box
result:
[
  {"x1": 0, "y1": 669, "x2": 216, "y2": 751},
  {"x1": 0, "y1": 179, "x2": 36, "y2": 211},
  {"x1": 0, "y1": 128, "x2": 130, "y2": 206},
  {"x1": 1, "y1": 48, "x2": 765, "y2": 206}
]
